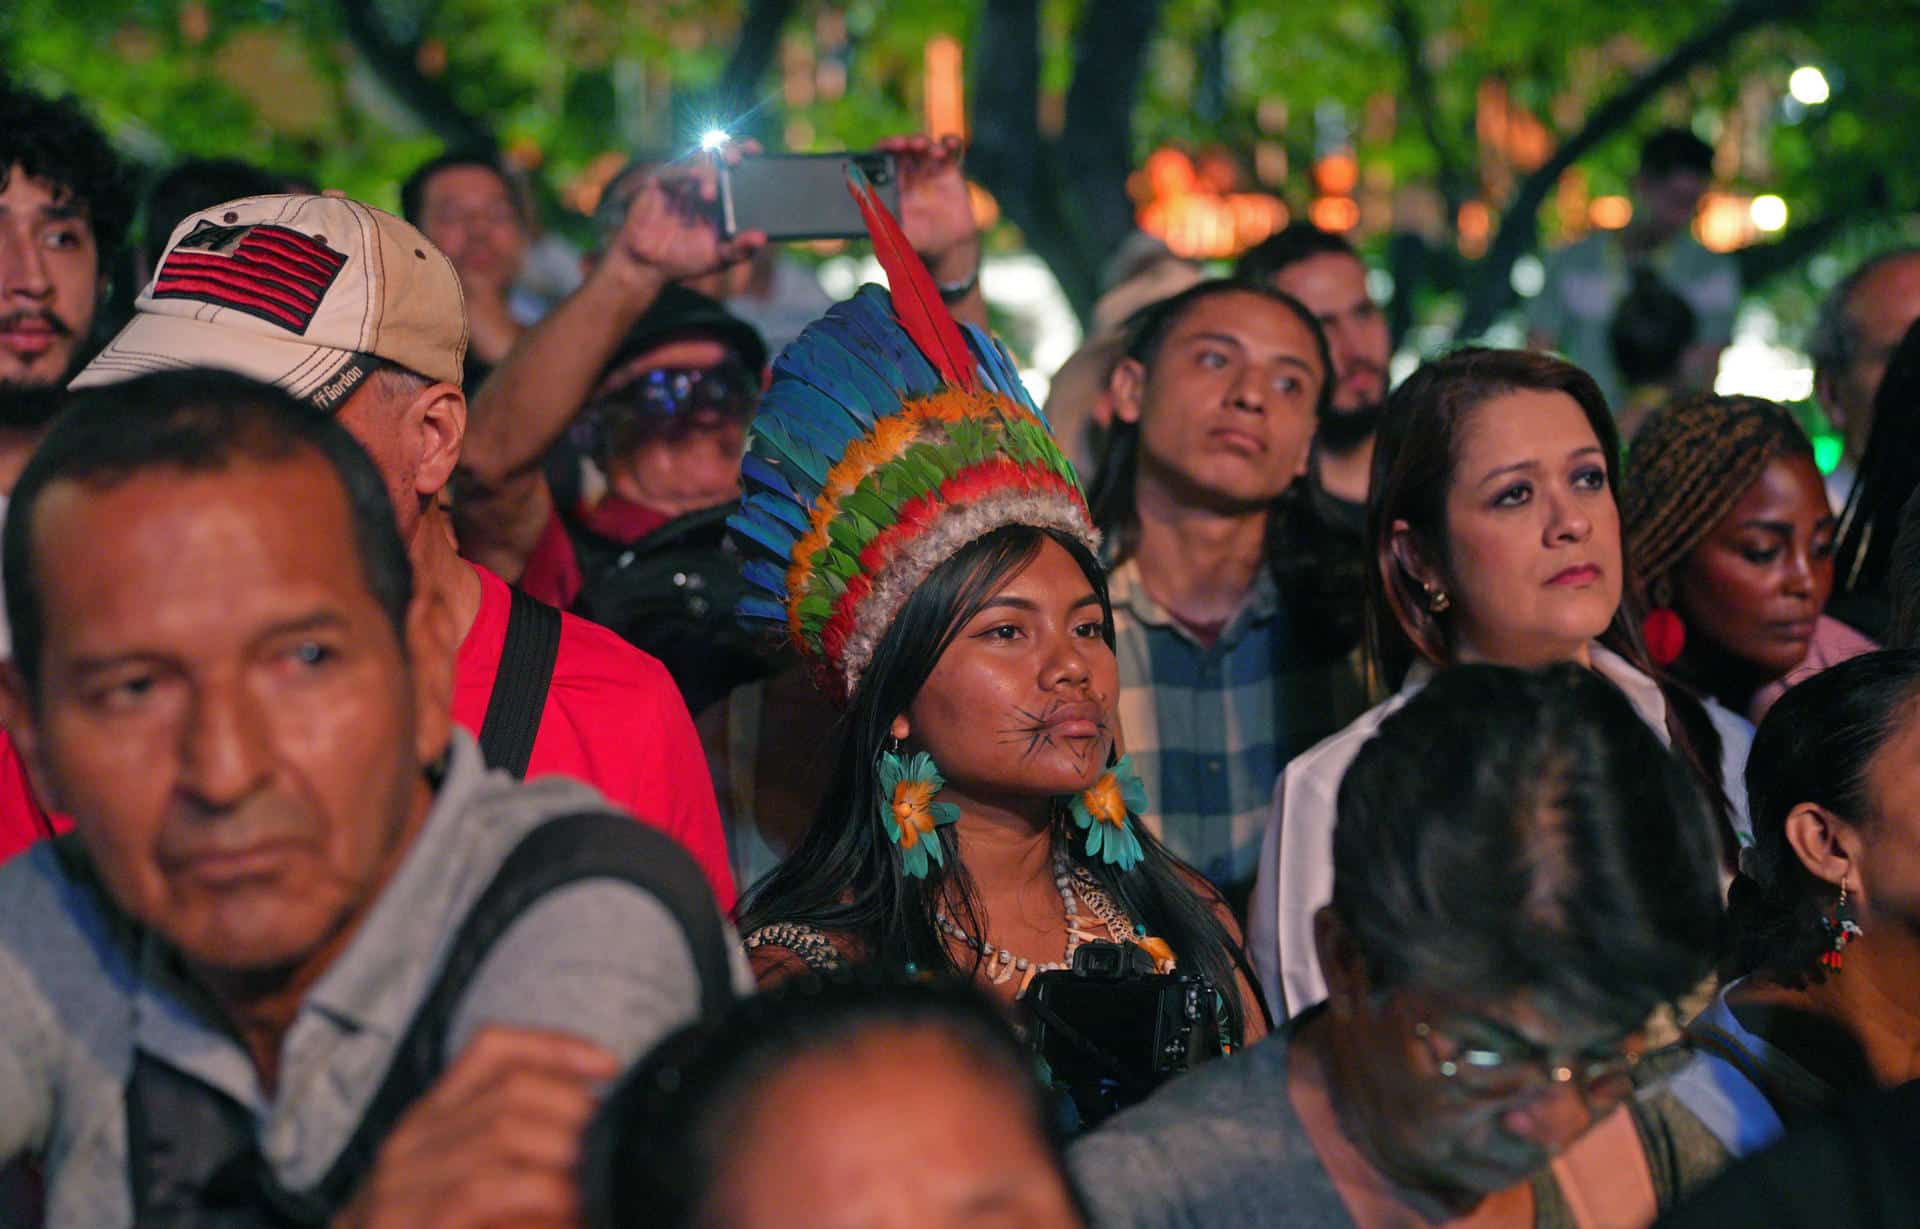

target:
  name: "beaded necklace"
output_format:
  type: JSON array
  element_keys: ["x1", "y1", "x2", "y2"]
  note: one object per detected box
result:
[{"x1": 935, "y1": 847, "x2": 1135, "y2": 995}]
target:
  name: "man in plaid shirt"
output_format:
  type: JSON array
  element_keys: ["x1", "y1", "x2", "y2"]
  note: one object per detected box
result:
[{"x1": 1091, "y1": 278, "x2": 1367, "y2": 910}]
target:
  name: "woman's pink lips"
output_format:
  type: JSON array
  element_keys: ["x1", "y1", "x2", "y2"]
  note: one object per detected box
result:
[{"x1": 1546, "y1": 564, "x2": 1601, "y2": 587}]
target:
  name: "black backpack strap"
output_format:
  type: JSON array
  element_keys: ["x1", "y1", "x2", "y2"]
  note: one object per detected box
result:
[
  {"x1": 477, "y1": 587, "x2": 562, "y2": 777},
  {"x1": 128, "y1": 810, "x2": 734, "y2": 1226}
]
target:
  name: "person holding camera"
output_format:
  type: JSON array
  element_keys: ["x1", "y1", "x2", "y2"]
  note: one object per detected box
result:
[
  {"x1": 725, "y1": 190, "x2": 1266, "y2": 1099},
  {"x1": 1070, "y1": 664, "x2": 1727, "y2": 1228},
  {"x1": 456, "y1": 135, "x2": 983, "y2": 596}
]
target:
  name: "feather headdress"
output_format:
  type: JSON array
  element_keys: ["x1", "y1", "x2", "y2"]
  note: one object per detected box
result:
[{"x1": 727, "y1": 170, "x2": 1098, "y2": 700}]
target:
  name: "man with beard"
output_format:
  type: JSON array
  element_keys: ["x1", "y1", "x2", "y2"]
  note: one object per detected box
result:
[
  {"x1": 0, "y1": 81, "x2": 131, "y2": 650},
  {"x1": 1235, "y1": 224, "x2": 1392, "y2": 536}
]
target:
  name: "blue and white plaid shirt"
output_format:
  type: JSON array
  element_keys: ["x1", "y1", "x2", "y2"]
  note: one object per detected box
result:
[{"x1": 1106, "y1": 557, "x2": 1366, "y2": 904}]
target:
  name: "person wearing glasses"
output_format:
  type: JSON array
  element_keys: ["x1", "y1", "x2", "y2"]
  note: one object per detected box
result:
[{"x1": 1069, "y1": 663, "x2": 1727, "y2": 1228}]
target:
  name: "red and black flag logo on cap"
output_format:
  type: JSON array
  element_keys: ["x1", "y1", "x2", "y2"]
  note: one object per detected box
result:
[{"x1": 153, "y1": 222, "x2": 349, "y2": 335}]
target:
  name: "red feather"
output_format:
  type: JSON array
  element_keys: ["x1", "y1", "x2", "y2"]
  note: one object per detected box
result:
[{"x1": 847, "y1": 164, "x2": 976, "y2": 392}]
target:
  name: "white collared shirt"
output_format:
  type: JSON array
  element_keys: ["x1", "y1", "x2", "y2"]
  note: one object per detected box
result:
[{"x1": 1246, "y1": 645, "x2": 1752, "y2": 1022}]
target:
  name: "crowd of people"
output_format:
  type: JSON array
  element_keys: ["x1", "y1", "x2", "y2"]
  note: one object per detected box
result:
[{"x1": 3, "y1": 72, "x2": 1920, "y2": 1228}]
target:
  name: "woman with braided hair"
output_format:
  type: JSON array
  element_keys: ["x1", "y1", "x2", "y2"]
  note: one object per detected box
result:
[{"x1": 1620, "y1": 393, "x2": 1875, "y2": 725}]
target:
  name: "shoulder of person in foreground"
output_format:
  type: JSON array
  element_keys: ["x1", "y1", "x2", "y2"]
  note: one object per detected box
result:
[
  {"x1": 438, "y1": 773, "x2": 750, "y2": 1068},
  {"x1": 1069, "y1": 1036, "x2": 1340, "y2": 1229},
  {"x1": 538, "y1": 608, "x2": 738, "y2": 909},
  {"x1": 0, "y1": 836, "x2": 141, "y2": 1163}
]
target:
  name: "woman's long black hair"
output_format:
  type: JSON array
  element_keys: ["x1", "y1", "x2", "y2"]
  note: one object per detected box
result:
[
  {"x1": 738, "y1": 523, "x2": 1261, "y2": 1043},
  {"x1": 1726, "y1": 648, "x2": 1920, "y2": 983}
]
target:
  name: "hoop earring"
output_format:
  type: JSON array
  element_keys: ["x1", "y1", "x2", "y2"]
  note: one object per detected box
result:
[
  {"x1": 1819, "y1": 883, "x2": 1863, "y2": 971},
  {"x1": 875, "y1": 738, "x2": 958, "y2": 880},
  {"x1": 1069, "y1": 754, "x2": 1148, "y2": 871}
]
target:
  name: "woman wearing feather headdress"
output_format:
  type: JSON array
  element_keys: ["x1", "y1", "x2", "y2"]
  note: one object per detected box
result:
[{"x1": 727, "y1": 173, "x2": 1267, "y2": 1055}]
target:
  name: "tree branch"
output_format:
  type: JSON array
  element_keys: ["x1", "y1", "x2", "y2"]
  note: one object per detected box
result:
[
  {"x1": 338, "y1": 0, "x2": 495, "y2": 153},
  {"x1": 969, "y1": 0, "x2": 1044, "y2": 215},
  {"x1": 1061, "y1": 0, "x2": 1160, "y2": 271},
  {"x1": 710, "y1": 0, "x2": 796, "y2": 135},
  {"x1": 1387, "y1": 0, "x2": 1470, "y2": 224},
  {"x1": 1455, "y1": 0, "x2": 1811, "y2": 339}
]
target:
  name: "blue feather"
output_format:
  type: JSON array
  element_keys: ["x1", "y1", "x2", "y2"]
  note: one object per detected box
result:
[
  {"x1": 737, "y1": 595, "x2": 789, "y2": 624},
  {"x1": 742, "y1": 490, "x2": 810, "y2": 535},
  {"x1": 742, "y1": 559, "x2": 791, "y2": 598},
  {"x1": 836, "y1": 288, "x2": 941, "y2": 396},
  {"x1": 727, "y1": 506, "x2": 799, "y2": 555},
  {"x1": 749, "y1": 418, "x2": 830, "y2": 488},
  {"x1": 964, "y1": 325, "x2": 1041, "y2": 415},
  {"x1": 775, "y1": 304, "x2": 913, "y2": 414},
  {"x1": 740, "y1": 453, "x2": 798, "y2": 502},
  {"x1": 761, "y1": 378, "x2": 873, "y2": 455}
]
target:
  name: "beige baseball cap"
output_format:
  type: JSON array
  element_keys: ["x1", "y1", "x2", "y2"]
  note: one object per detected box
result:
[{"x1": 71, "y1": 194, "x2": 468, "y2": 410}]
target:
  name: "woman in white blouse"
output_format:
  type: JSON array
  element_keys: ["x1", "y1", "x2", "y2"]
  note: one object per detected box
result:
[{"x1": 1249, "y1": 348, "x2": 1752, "y2": 1021}]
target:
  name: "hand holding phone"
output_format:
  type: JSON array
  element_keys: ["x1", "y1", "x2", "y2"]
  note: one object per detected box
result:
[{"x1": 607, "y1": 146, "x2": 766, "y2": 287}]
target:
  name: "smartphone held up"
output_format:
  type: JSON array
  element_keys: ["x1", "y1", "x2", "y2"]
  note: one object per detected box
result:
[{"x1": 718, "y1": 150, "x2": 902, "y2": 242}]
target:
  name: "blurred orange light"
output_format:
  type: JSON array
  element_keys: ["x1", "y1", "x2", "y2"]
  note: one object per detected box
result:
[
  {"x1": 1457, "y1": 200, "x2": 1491, "y2": 257},
  {"x1": 1695, "y1": 192, "x2": 1753, "y2": 253},
  {"x1": 1315, "y1": 153, "x2": 1358, "y2": 196},
  {"x1": 925, "y1": 35, "x2": 967, "y2": 140},
  {"x1": 1145, "y1": 149, "x2": 1198, "y2": 199},
  {"x1": 1589, "y1": 196, "x2": 1632, "y2": 229},
  {"x1": 1311, "y1": 196, "x2": 1361, "y2": 233}
]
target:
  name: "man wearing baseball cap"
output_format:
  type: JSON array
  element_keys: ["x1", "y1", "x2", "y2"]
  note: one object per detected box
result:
[{"x1": 65, "y1": 192, "x2": 738, "y2": 910}]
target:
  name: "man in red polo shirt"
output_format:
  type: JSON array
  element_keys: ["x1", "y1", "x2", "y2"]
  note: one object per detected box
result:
[{"x1": 58, "y1": 192, "x2": 738, "y2": 908}]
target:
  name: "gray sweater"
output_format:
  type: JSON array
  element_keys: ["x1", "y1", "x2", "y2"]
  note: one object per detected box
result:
[
  {"x1": 0, "y1": 731, "x2": 747, "y2": 1227},
  {"x1": 1069, "y1": 1015, "x2": 1356, "y2": 1228}
]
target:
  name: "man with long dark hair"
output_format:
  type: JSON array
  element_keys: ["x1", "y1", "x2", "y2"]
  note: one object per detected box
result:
[{"x1": 1086, "y1": 279, "x2": 1367, "y2": 909}]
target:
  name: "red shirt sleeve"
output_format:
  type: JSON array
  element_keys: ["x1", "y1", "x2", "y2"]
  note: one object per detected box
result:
[{"x1": 0, "y1": 729, "x2": 69, "y2": 864}]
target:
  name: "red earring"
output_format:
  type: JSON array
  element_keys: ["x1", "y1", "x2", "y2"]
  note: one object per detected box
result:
[
  {"x1": 1819, "y1": 884, "x2": 1863, "y2": 971},
  {"x1": 1643, "y1": 608, "x2": 1685, "y2": 667}
]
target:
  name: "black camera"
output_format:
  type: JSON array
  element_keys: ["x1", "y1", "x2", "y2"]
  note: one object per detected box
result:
[{"x1": 1025, "y1": 941, "x2": 1227, "y2": 1129}]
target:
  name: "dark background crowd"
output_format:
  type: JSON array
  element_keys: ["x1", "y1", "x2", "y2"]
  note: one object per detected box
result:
[{"x1": 3, "y1": 3, "x2": 1920, "y2": 1226}]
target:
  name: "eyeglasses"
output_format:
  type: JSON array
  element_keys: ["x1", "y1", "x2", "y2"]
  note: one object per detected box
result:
[
  {"x1": 576, "y1": 360, "x2": 759, "y2": 450},
  {"x1": 1412, "y1": 1019, "x2": 1640, "y2": 1105},
  {"x1": 595, "y1": 361, "x2": 758, "y2": 420}
]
